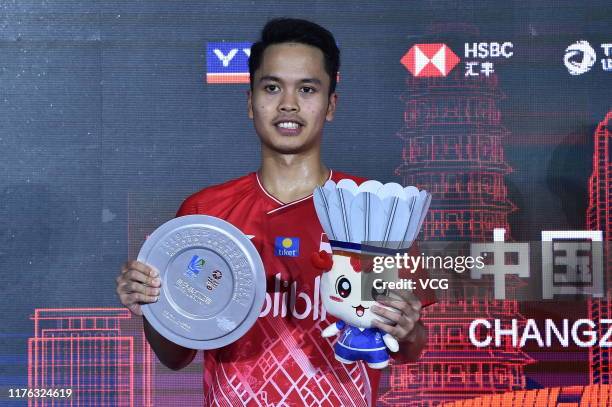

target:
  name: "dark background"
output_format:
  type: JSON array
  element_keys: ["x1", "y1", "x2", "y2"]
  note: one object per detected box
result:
[{"x1": 1, "y1": 0, "x2": 610, "y2": 405}]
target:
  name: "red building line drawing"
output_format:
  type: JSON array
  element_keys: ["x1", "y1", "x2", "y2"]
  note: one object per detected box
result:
[
  {"x1": 586, "y1": 111, "x2": 612, "y2": 385},
  {"x1": 27, "y1": 308, "x2": 153, "y2": 407},
  {"x1": 381, "y1": 67, "x2": 533, "y2": 406},
  {"x1": 586, "y1": 112, "x2": 612, "y2": 241},
  {"x1": 142, "y1": 333, "x2": 153, "y2": 407},
  {"x1": 440, "y1": 383, "x2": 611, "y2": 406},
  {"x1": 397, "y1": 72, "x2": 515, "y2": 241}
]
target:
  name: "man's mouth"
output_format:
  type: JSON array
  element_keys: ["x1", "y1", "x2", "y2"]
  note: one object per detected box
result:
[
  {"x1": 276, "y1": 121, "x2": 301, "y2": 129},
  {"x1": 353, "y1": 304, "x2": 368, "y2": 317},
  {"x1": 274, "y1": 120, "x2": 304, "y2": 136}
]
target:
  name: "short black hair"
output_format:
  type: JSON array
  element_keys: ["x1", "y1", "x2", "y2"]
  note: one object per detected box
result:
[{"x1": 249, "y1": 18, "x2": 340, "y2": 95}]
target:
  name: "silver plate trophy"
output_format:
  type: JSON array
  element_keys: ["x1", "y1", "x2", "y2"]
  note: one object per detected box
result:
[{"x1": 139, "y1": 215, "x2": 265, "y2": 349}]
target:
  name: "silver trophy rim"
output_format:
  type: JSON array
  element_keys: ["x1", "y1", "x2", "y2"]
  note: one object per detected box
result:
[{"x1": 139, "y1": 214, "x2": 265, "y2": 349}]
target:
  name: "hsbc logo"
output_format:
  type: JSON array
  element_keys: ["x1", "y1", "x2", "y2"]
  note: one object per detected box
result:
[
  {"x1": 402, "y1": 41, "x2": 514, "y2": 78},
  {"x1": 401, "y1": 43, "x2": 460, "y2": 77}
]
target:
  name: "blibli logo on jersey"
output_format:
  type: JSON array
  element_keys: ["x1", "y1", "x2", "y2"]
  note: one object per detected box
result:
[
  {"x1": 275, "y1": 237, "x2": 300, "y2": 257},
  {"x1": 206, "y1": 42, "x2": 252, "y2": 84},
  {"x1": 259, "y1": 273, "x2": 326, "y2": 321}
]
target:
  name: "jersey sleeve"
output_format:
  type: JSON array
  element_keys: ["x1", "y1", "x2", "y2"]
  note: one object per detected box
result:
[{"x1": 175, "y1": 196, "x2": 198, "y2": 217}]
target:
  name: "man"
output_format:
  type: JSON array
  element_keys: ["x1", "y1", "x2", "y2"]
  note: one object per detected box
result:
[{"x1": 116, "y1": 18, "x2": 427, "y2": 406}]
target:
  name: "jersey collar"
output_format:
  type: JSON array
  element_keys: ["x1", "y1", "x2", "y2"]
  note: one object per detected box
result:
[{"x1": 255, "y1": 169, "x2": 334, "y2": 215}]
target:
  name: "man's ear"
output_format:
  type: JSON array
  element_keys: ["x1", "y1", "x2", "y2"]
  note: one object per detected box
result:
[
  {"x1": 326, "y1": 92, "x2": 338, "y2": 122},
  {"x1": 247, "y1": 89, "x2": 254, "y2": 119}
]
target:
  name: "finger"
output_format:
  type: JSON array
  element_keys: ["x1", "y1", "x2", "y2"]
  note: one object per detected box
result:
[
  {"x1": 127, "y1": 292, "x2": 159, "y2": 305},
  {"x1": 123, "y1": 260, "x2": 158, "y2": 279},
  {"x1": 124, "y1": 281, "x2": 160, "y2": 297},
  {"x1": 124, "y1": 269, "x2": 162, "y2": 288},
  {"x1": 371, "y1": 318, "x2": 392, "y2": 333},
  {"x1": 378, "y1": 296, "x2": 421, "y2": 314},
  {"x1": 387, "y1": 288, "x2": 411, "y2": 301},
  {"x1": 373, "y1": 303, "x2": 418, "y2": 334},
  {"x1": 376, "y1": 299, "x2": 414, "y2": 317},
  {"x1": 407, "y1": 298, "x2": 422, "y2": 312},
  {"x1": 117, "y1": 277, "x2": 158, "y2": 297},
  {"x1": 388, "y1": 291, "x2": 421, "y2": 313},
  {"x1": 128, "y1": 303, "x2": 143, "y2": 316},
  {"x1": 371, "y1": 304, "x2": 403, "y2": 324},
  {"x1": 371, "y1": 319, "x2": 403, "y2": 338},
  {"x1": 388, "y1": 288, "x2": 419, "y2": 303},
  {"x1": 373, "y1": 316, "x2": 413, "y2": 340}
]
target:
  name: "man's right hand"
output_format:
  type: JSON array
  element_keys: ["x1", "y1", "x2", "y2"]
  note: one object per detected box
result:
[{"x1": 116, "y1": 260, "x2": 161, "y2": 316}]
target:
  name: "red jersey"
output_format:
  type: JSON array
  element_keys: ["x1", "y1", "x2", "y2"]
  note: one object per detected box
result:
[{"x1": 176, "y1": 170, "x2": 380, "y2": 407}]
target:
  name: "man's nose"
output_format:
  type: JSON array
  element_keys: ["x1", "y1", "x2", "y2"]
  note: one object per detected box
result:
[{"x1": 278, "y1": 92, "x2": 299, "y2": 112}]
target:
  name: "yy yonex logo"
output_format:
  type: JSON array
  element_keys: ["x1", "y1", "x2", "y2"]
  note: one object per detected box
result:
[
  {"x1": 401, "y1": 43, "x2": 460, "y2": 77},
  {"x1": 186, "y1": 255, "x2": 206, "y2": 277},
  {"x1": 274, "y1": 237, "x2": 300, "y2": 257},
  {"x1": 206, "y1": 42, "x2": 252, "y2": 83},
  {"x1": 564, "y1": 40, "x2": 597, "y2": 75}
]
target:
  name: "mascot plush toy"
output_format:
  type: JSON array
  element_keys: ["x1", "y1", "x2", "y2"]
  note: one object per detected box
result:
[{"x1": 312, "y1": 179, "x2": 430, "y2": 369}]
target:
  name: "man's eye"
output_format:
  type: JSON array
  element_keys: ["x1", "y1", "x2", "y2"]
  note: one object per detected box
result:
[
  {"x1": 264, "y1": 84, "x2": 280, "y2": 92},
  {"x1": 300, "y1": 86, "x2": 315, "y2": 93}
]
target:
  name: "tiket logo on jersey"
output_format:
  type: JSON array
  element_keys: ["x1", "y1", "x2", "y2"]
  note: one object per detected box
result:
[
  {"x1": 185, "y1": 255, "x2": 206, "y2": 278},
  {"x1": 259, "y1": 273, "x2": 326, "y2": 321},
  {"x1": 274, "y1": 237, "x2": 300, "y2": 257}
]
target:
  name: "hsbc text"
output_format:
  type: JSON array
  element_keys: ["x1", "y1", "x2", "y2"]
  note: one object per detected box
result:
[{"x1": 465, "y1": 42, "x2": 513, "y2": 59}]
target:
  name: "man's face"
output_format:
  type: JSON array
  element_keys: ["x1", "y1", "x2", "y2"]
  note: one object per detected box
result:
[{"x1": 248, "y1": 42, "x2": 337, "y2": 154}]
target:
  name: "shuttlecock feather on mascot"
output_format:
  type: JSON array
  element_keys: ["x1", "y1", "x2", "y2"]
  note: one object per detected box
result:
[{"x1": 312, "y1": 179, "x2": 431, "y2": 369}]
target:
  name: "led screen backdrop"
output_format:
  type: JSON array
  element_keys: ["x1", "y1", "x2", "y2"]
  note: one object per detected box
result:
[{"x1": 1, "y1": 1, "x2": 611, "y2": 406}]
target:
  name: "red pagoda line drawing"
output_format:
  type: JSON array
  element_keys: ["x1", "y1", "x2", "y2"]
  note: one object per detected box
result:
[
  {"x1": 587, "y1": 112, "x2": 612, "y2": 243},
  {"x1": 586, "y1": 111, "x2": 612, "y2": 385},
  {"x1": 441, "y1": 383, "x2": 612, "y2": 406},
  {"x1": 27, "y1": 308, "x2": 153, "y2": 406},
  {"x1": 397, "y1": 71, "x2": 515, "y2": 241},
  {"x1": 380, "y1": 68, "x2": 533, "y2": 406}
]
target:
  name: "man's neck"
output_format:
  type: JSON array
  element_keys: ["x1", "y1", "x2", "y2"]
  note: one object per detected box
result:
[{"x1": 258, "y1": 148, "x2": 329, "y2": 204}]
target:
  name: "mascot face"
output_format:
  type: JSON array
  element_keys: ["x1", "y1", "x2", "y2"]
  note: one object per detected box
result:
[{"x1": 320, "y1": 253, "x2": 398, "y2": 328}]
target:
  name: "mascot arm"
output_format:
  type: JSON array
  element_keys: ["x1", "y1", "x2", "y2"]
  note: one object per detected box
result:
[
  {"x1": 383, "y1": 333, "x2": 399, "y2": 352},
  {"x1": 322, "y1": 320, "x2": 345, "y2": 338}
]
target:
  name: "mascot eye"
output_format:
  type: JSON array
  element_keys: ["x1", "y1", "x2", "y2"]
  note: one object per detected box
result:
[
  {"x1": 336, "y1": 277, "x2": 352, "y2": 298},
  {"x1": 371, "y1": 286, "x2": 389, "y2": 301}
]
